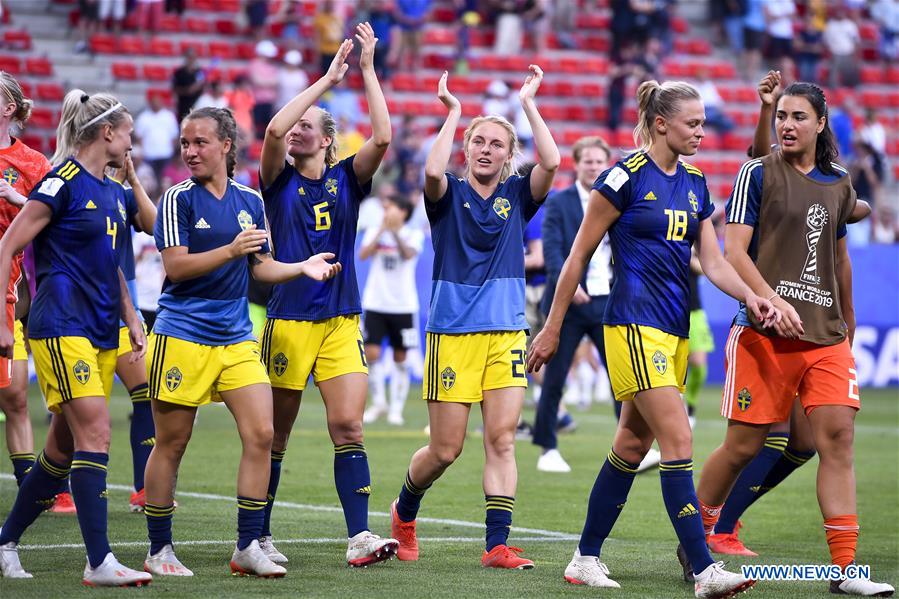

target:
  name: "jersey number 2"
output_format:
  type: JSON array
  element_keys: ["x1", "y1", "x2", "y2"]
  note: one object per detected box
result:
[
  {"x1": 664, "y1": 209, "x2": 688, "y2": 241},
  {"x1": 314, "y1": 201, "x2": 331, "y2": 231},
  {"x1": 106, "y1": 217, "x2": 118, "y2": 249}
]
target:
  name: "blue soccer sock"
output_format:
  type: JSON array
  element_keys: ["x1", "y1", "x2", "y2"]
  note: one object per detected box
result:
[
  {"x1": 237, "y1": 496, "x2": 267, "y2": 550},
  {"x1": 660, "y1": 459, "x2": 713, "y2": 575},
  {"x1": 0, "y1": 451, "x2": 69, "y2": 545},
  {"x1": 578, "y1": 450, "x2": 638, "y2": 557},
  {"x1": 128, "y1": 384, "x2": 154, "y2": 492},
  {"x1": 70, "y1": 451, "x2": 111, "y2": 569},
  {"x1": 262, "y1": 449, "x2": 285, "y2": 537},
  {"x1": 396, "y1": 470, "x2": 430, "y2": 523},
  {"x1": 334, "y1": 444, "x2": 370, "y2": 537},
  {"x1": 715, "y1": 432, "x2": 788, "y2": 534},
  {"x1": 9, "y1": 452, "x2": 35, "y2": 486},
  {"x1": 145, "y1": 503, "x2": 175, "y2": 555},
  {"x1": 485, "y1": 495, "x2": 514, "y2": 551}
]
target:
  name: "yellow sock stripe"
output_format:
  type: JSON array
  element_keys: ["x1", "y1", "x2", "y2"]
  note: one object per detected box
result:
[
  {"x1": 404, "y1": 472, "x2": 429, "y2": 495},
  {"x1": 10, "y1": 452, "x2": 36, "y2": 460},
  {"x1": 659, "y1": 460, "x2": 694, "y2": 471},
  {"x1": 237, "y1": 500, "x2": 268, "y2": 511},
  {"x1": 608, "y1": 450, "x2": 639, "y2": 474},
  {"x1": 783, "y1": 448, "x2": 813, "y2": 465},
  {"x1": 334, "y1": 443, "x2": 366, "y2": 454},
  {"x1": 764, "y1": 437, "x2": 789, "y2": 451},
  {"x1": 485, "y1": 496, "x2": 515, "y2": 512},
  {"x1": 38, "y1": 452, "x2": 70, "y2": 478},
  {"x1": 271, "y1": 449, "x2": 286, "y2": 462},
  {"x1": 129, "y1": 385, "x2": 149, "y2": 402},
  {"x1": 144, "y1": 503, "x2": 176, "y2": 517},
  {"x1": 71, "y1": 460, "x2": 108, "y2": 472}
]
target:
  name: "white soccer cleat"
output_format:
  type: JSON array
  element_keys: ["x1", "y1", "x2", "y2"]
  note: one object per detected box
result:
[
  {"x1": 637, "y1": 447, "x2": 662, "y2": 473},
  {"x1": 82, "y1": 552, "x2": 152, "y2": 587},
  {"x1": 346, "y1": 531, "x2": 399, "y2": 567},
  {"x1": 0, "y1": 541, "x2": 32, "y2": 579},
  {"x1": 259, "y1": 535, "x2": 288, "y2": 564},
  {"x1": 143, "y1": 544, "x2": 194, "y2": 576},
  {"x1": 830, "y1": 577, "x2": 895, "y2": 596},
  {"x1": 362, "y1": 405, "x2": 386, "y2": 424},
  {"x1": 386, "y1": 412, "x2": 405, "y2": 426},
  {"x1": 230, "y1": 539, "x2": 286, "y2": 577},
  {"x1": 563, "y1": 549, "x2": 620, "y2": 588},
  {"x1": 537, "y1": 449, "x2": 572, "y2": 473},
  {"x1": 694, "y1": 561, "x2": 755, "y2": 598}
]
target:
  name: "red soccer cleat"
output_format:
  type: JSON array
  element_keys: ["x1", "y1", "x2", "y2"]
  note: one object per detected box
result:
[
  {"x1": 129, "y1": 489, "x2": 146, "y2": 513},
  {"x1": 708, "y1": 521, "x2": 758, "y2": 557},
  {"x1": 51, "y1": 492, "x2": 77, "y2": 514},
  {"x1": 390, "y1": 499, "x2": 419, "y2": 561},
  {"x1": 481, "y1": 545, "x2": 534, "y2": 570}
]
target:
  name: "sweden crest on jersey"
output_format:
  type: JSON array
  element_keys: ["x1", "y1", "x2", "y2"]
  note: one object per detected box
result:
[
  {"x1": 492, "y1": 197, "x2": 511, "y2": 220},
  {"x1": 737, "y1": 387, "x2": 751, "y2": 411},
  {"x1": 2, "y1": 167, "x2": 18, "y2": 185},
  {"x1": 325, "y1": 177, "x2": 338, "y2": 197},
  {"x1": 117, "y1": 199, "x2": 127, "y2": 224},
  {"x1": 237, "y1": 209, "x2": 254, "y2": 231}
]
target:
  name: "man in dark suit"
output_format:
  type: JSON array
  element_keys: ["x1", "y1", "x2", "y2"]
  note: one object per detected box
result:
[{"x1": 533, "y1": 137, "x2": 617, "y2": 473}]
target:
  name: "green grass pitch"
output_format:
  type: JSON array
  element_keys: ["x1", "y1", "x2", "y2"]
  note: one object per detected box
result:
[{"x1": 1, "y1": 384, "x2": 896, "y2": 597}]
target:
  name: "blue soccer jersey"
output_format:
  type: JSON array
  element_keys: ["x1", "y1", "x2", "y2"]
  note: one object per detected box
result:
[
  {"x1": 594, "y1": 152, "x2": 715, "y2": 338},
  {"x1": 262, "y1": 157, "x2": 371, "y2": 320},
  {"x1": 726, "y1": 159, "x2": 848, "y2": 327},
  {"x1": 154, "y1": 178, "x2": 270, "y2": 346},
  {"x1": 426, "y1": 172, "x2": 541, "y2": 333},
  {"x1": 27, "y1": 159, "x2": 130, "y2": 349}
]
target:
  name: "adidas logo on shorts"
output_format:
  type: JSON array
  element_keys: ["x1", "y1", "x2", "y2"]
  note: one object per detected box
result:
[{"x1": 194, "y1": 218, "x2": 211, "y2": 229}]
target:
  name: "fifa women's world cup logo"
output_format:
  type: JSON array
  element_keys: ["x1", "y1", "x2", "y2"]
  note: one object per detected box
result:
[{"x1": 801, "y1": 204, "x2": 828, "y2": 285}]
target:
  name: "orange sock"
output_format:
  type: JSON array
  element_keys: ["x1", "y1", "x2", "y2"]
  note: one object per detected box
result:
[
  {"x1": 824, "y1": 514, "x2": 858, "y2": 570},
  {"x1": 699, "y1": 500, "x2": 723, "y2": 535}
]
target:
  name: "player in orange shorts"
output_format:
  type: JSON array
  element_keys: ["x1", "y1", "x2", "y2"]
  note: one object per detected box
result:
[{"x1": 690, "y1": 82, "x2": 893, "y2": 597}]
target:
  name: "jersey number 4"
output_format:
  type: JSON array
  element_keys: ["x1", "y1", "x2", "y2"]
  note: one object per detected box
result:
[
  {"x1": 314, "y1": 201, "x2": 331, "y2": 231},
  {"x1": 106, "y1": 217, "x2": 118, "y2": 249},
  {"x1": 664, "y1": 209, "x2": 688, "y2": 241}
]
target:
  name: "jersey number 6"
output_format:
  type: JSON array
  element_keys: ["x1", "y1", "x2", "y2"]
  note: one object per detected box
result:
[{"x1": 313, "y1": 201, "x2": 332, "y2": 231}]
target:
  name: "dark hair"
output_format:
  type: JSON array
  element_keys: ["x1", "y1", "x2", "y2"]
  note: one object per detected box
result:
[
  {"x1": 183, "y1": 107, "x2": 238, "y2": 177},
  {"x1": 386, "y1": 194, "x2": 414, "y2": 223},
  {"x1": 777, "y1": 82, "x2": 840, "y2": 175}
]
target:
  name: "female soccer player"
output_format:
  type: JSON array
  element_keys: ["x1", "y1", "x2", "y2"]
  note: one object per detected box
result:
[
  {"x1": 141, "y1": 107, "x2": 340, "y2": 578},
  {"x1": 0, "y1": 71, "x2": 50, "y2": 486},
  {"x1": 694, "y1": 82, "x2": 894, "y2": 597},
  {"x1": 528, "y1": 80, "x2": 775, "y2": 596},
  {"x1": 0, "y1": 89, "x2": 151, "y2": 586},
  {"x1": 388, "y1": 65, "x2": 559, "y2": 570},
  {"x1": 257, "y1": 24, "x2": 397, "y2": 566}
]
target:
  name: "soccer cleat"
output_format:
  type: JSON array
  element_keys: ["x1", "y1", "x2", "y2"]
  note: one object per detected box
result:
[
  {"x1": 362, "y1": 405, "x2": 386, "y2": 424},
  {"x1": 0, "y1": 541, "x2": 32, "y2": 578},
  {"x1": 229, "y1": 539, "x2": 286, "y2": 578},
  {"x1": 50, "y1": 491, "x2": 76, "y2": 513},
  {"x1": 637, "y1": 448, "x2": 662, "y2": 473},
  {"x1": 346, "y1": 530, "x2": 399, "y2": 567},
  {"x1": 678, "y1": 543, "x2": 695, "y2": 583},
  {"x1": 537, "y1": 449, "x2": 572, "y2": 473},
  {"x1": 709, "y1": 521, "x2": 758, "y2": 557},
  {"x1": 259, "y1": 535, "x2": 288, "y2": 564},
  {"x1": 82, "y1": 552, "x2": 152, "y2": 587},
  {"x1": 390, "y1": 499, "x2": 419, "y2": 561},
  {"x1": 143, "y1": 544, "x2": 194, "y2": 576},
  {"x1": 694, "y1": 560, "x2": 755, "y2": 598},
  {"x1": 481, "y1": 544, "x2": 534, "y2": 570},
  {"x1": 129, "y1": 489, "x2": 146, "y2": 513},
  {"x1": 386, "y1": 412, "x2": 405, "y2": 426},
  {"x1": 830, "y1": 577, "x2": 895, "y2": 596},
  {"x1": 564, "y1": 548, "x2": 620, "y2": 588}
]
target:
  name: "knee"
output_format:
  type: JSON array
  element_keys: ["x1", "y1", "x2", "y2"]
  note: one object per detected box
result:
[
  {"x1": 5, "y1": 390, "x2": 29, "y2": 416},
  {"x1": 431, "y1": 443, "x2": 463, "y2": 469},
  {"x1": 156, "y1": 431, "x2": 192, "y2": 459},
  {"x1": 329, "y1": 419, "x2": 363, "y2": 446},
  {"x1": 613, "y1": 435, "x2": 653, "y2": 464},
  {"x1": 817, "y1": 424, "x2": 854, "y2": 456},
  {"x1": 721, "y1": 437, "x2": 764, "y2": 468},
  {"x1": 243, "y1": 423, "x2": 274, "y2": 454},
  {"x1": 485, "y1": 431, "x2": 516, "y2": 461}
]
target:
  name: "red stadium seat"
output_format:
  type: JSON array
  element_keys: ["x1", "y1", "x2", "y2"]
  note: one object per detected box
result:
[
  {"x1": 179, "y1": 40, "x2": 207, "y2": 57},
  {"x1": 25, "y1": 57, "x2": 53, "y2": 77},
  {"x1": 248, "y1": 140, "x2": 263, "y2": 161},
  {"x1": 36, "y1": 82, "x2": 65, "y2": 102},
  {"x1": 185, "y1": 17, "x2": 212, "y2": 34},
  {"x1": 118, "y1": 35, "x2": 146, "y2": 55},
  {"x1": 3, "y1": 30, "x2": 31, "y2": 50},
  {"x1": 89, "y1": 33, "x2": 117, "y2": 54},
  {"x1": 424, "y1": 28, "x2": 455, "y2": 45},
  {"x1": 431, "y1": 6, "x2": 455, "y2": 22},
  {"x1": 112, "y1": 62, "x2": 139, "y2": 80},
  {"x1": 860, "y1": 66, "x2": 883, "y2": 84},
  {"x1": 236, "y1": 42, "x2": 256, "y2": 60},
  {"x1": 28, "y1": 107, "x2": 55, "y2": 129},
  {"x1": 0, "y1": 55, "x2": 21, "y2": 74},
  {"x1": 18, "y1": 82, "x2": 31, "y2": 98},
  {"x1": 215, "y1": 19, "x2": 239, "y2": 35},
  {"x1": 143, "y1": 64, "x2": 171, "y2": 82},
  {"x1": 208, "y1": 41, "x2": 236, "y2": 59},
  {"x1": 19, "y1": 134, "x2": 44, "y2": 153},
  {"x1": 146, "y1": 87, "x2": 174, "y2": 105},
  {"x1": 159, "y1": 14, "x2": 182, "y2": 32},
  {"x1": 148, "y1": 37, "x2": 177, "y2": 56}
]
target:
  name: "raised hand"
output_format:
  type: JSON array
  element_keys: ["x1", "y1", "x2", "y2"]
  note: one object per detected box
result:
[
  {"x1": 228, "y1": 226, "x2": 268, "y2": 258},
  {"x1": 519, "y1": 64, "x2": 544, "y2": 103},
  {"x1": 758, "y1": 70, "x2": 782, "y2": 106},
  {"x1": 326, "y1": 38, "x2": 354, "y2": 85},
  {"x1": 355, "y1": 21, "x2": 377, "y2": 72},
  {"x1": 302, "y1": 252, "x2": 342, "y2": 281},
  {"x1": 437, "y1": 71, "x2": 461, "y2": 112},
  {"x1": 116, "y1": 152, "x2": 136, "y2": 185}
]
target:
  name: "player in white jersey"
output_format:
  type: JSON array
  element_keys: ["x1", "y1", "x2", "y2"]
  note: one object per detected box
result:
[{"x1": 360, "y1": 194, "x2": 423, "y2": 426}]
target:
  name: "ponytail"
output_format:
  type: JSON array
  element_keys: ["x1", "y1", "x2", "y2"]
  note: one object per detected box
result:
[
  {"x1": 633, "y1": 80, "x2": 702, "y2": 152},
  {"x1": 52, "y1": 89, "x2": 128, "y2": 166}
]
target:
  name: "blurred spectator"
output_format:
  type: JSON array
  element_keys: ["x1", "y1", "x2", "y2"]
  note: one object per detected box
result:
[
  {"x1": 336, "y1": 115, "x2": 366, "y2": 161},
  {"x1": 794, "y1": 12, "x2": 824, "y2": 82},
  {"x1": 650, "y1": 0, "x2": 676, "y2": 53},
  {"x1": 136, "y1": 0, "x2": 163, "y2": 35},
  {"x1": 393, "y1": 115, "x2": 426, "y2": 176},
  {"x1": 225, "y1": 74, "x2": 256, "y2": 141},
  {"x1": 277, "y1": 50, "x2": 309, "y2": 110},
  {"x1": 195, "y1": 79, "x2": 230, "y2": 110},
  {"x1": 829, "y1": 103, "x2": 855, "y2": 161},
  {"x1": 394, "y1": 0, "x2": 431, "y2": 72},
  {"x1": 358, "y1": 181, "x2": 397, "y2": 231},
  {"x1": 133, "y1": 231, "x2": 164, "y2": 330},
  {"x1": 859, "y1": 108, "x2": 886, "y2": 156},
  {"x1": 551, "y1": 0, "x2": 577, "y2": 49},
  {"x1": 172, "y1": 47, "x2": 205, "y2": 121},
  {"x1": 323, "y1": 87, "x2": 361, "y2": 129},
  {"x1": 274, "y1": 0, "x2": 303, "y2": 49},
  {"x1": 250, "y1": 40, "x2": 280, "y2": 139},
  {"x1": 610, "y1": 0, "x2": 655, "y2": 60},
  {"x1": 606, "y1": 43, "x2": 657, "y2": 131},
  {"x1": 367, "y1": 0, "x2": 395, "y2": 80},
  {"x1": 525, "y1": 0, "x2": 550, "y2": 56},
  {"x1": 98, "y1": 0, "x2": 126, "y2": 35},
  {"x1": 129, "y1": 146, "x2": 159, "y2": 202},
  {"x1": 871, "y1": 205, "x2": 899, "y2": 243},
  {"x1": 849, "y1": 140, "x2": 885, "y2": 207},
  {"x1": 483, "y1": 80, "x2": 512, "y2": 118},
  {"x1": 694, "y1": 68, "x2": 734, "y2": 135},
  {"x1": 764, "y1": 0, "x2": 796, "y2": 69},
  {"x1": 314, "y1": 0, "x2": 345, "y2": 74},
  {"x1": 717, "y1": 0, "x2": 747, "y2": 56},
  {"x1": 453, "y1": 0, "x2": 480, "y2": 72},
  {"x1": 75, "y1": 0, "x2": 99, "y2": 53},
  {"x1": 165, "y1": 0, "x2": 185, "y2": 15},
  {"x1": 871, "y1": 0, "x2": 899, "y2": 61},
  {"x1": 160, "y1": 157, "x2": 190, "y2": 192},
  {"x1": 134, "y1": 91, "x2": 180, "y2": 185},
  {"x1": 246, "y1": 0, "x2": 269, "y2": 41},
  {"x1": 823, "y1": 6, "x2": 860, "y2": 88},
  {"x1": 742, "y1": 0, "x2": 767, "y2": 80}
]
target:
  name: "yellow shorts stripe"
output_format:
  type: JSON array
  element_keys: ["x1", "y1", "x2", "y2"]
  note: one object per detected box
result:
[
  {"x1": 47, "y1": 338, "x2": 73, "y2": 403},
  {"x1": 149, "y1": 334, "x2": 167, "y2": 400},
  {"x1": 260, "y1": 318, "x2": 274, "y2": 367}
]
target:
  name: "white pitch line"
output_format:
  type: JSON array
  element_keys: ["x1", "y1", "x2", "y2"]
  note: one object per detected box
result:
[
  {"x1": 0, "y1": 473, "x2": 577, "y2": 539},
  {"x1": 21, "y1": 535, "x2": 578, "y2": 551}
]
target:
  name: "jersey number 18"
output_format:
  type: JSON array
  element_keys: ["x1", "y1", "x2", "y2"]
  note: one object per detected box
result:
[{"x1": 664, "y1": 209, "x2": 688, "y2": 241}]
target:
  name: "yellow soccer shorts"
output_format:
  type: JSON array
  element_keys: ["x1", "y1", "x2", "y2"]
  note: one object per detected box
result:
[
  {"x1": 147, "y1": 333, "x2": 270, "y2": 408},
  {"x1": 260, "y1": 315, "x2": 368, "y2": 391},
  {"x1": 117, "y1": 322, "x2": 149, "y2": 358},
  {"x1": 30, "y1": 337, "x2": 117, "y2": 413},
  {"x1": 422, "y1": 330, "x2": 528, "y2": 403},
  {"x1": 13, "y1": 319, "x2": 27, "y2": 361},
  {"x1": 604, "y1": 324, "x2": 688, "y2": 402}
]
